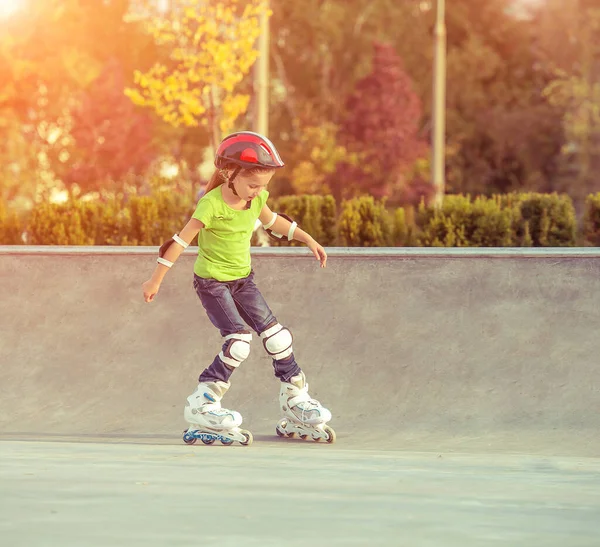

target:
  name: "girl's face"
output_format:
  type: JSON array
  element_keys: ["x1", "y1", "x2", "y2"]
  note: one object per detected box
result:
[{"x1": 231, "y1": 169, "x2": 275, "y2": 201}]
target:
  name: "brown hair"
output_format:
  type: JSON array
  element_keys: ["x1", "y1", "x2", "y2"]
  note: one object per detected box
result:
[
  {"x1": 204, "y1": 169, "x2": 228, "y2": 195},
  {"x1": 203, "y1": 166, "x2": 276, "y2": 195}
]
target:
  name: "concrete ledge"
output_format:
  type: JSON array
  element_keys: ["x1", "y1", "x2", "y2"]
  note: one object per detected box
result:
[{"x1": 1, "y1": 245, "x2": 600, "y2": 258}]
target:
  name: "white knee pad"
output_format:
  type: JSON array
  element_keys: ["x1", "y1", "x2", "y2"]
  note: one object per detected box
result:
[
  {"x1": 219, "y1": 332, "x2": 252, "y2": 368},
  {"x1": 260, "y1": 323, "x2": 293, "y2": 360}
]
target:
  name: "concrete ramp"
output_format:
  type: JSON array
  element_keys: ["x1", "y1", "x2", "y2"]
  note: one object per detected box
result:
[{"x1": 1, "y1": 247, "x2": 599, "y2": 456}]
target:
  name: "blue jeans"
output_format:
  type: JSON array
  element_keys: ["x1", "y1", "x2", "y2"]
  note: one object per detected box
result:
[{"x1": 193, "y1": 270, "x2": 302, "y2": 383}]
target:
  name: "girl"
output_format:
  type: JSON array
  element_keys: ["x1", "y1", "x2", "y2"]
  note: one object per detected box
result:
[{"x1": 142, "y1": 131, "x2": 335, "y2": 446}]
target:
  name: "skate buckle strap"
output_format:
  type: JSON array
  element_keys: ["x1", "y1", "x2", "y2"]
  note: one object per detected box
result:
[
  {"x1": 224, "y1": 333, "x2": 253, "y2": 342},
  {"x1": 201, "y1": 403, "x2": 220, "y2": 412},
  {"x1": 208, "y1": 409, "x2": 236, "y2": 419},
  {"x1": 273, "y1": 347, "x2": 294, "y2": 360},
  {"x1": 261, "y1": 324, "x2": 282, "y2": 338},
  {"x1": 288, "y1": 386, "x2": 319, "y2": 410}
]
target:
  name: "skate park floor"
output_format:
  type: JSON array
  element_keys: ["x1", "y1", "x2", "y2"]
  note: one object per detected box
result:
[
  {"x1": 1, "y1": 435, "x2": 599, "y2": 547},
  {"x1": 3, "y1": 248, "x2": 600, "y2": 546}
]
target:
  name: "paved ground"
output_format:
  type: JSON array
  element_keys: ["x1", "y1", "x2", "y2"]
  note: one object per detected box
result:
[
  {"x1": 1, "y1": 441, "x2": 599, "y2": 547},
  {"x1": 1, "y1": 247, "x2": 600, "y2": 545}
]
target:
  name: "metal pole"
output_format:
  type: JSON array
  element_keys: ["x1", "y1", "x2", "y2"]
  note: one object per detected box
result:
[
  {"x1": 254, "y1": 1, "x2": 270, "y2": 136},
  {"x1": 431, "y1": 0, "x2": 447, "y2": 208}
]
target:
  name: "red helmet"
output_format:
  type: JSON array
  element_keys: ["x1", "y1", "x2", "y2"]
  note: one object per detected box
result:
[{"x1": 215, "y1": 131, "x2": 285, "y2": 170}]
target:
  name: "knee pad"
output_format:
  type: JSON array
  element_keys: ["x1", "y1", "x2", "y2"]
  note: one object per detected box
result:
[
  {"x1": 219, "y1": 332, "x2": 252, "y2": 368},
  {"x1": 260, "y1": 323, "x2": 293, "y2": 360}
]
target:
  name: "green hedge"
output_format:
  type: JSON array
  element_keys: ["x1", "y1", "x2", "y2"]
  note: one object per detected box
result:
[
  {"x1": 413, "y1": 193, "x2": 577, "y2": 247},
  {"x1": 501, "y1": 193, "x2": 577, "y2": 247},
  {"x1": 0, "y1": 190, "x2": 596, "y2": 247},
  {"x1": 17, "y1": 193, "x2": 193, "y2": 246},
  {"x1": 337, "y1": 196, "x2": 394, "y2": 247},
  {"x1": 269, "y1": 195, "x2": 337, "y2": 247},
  {"x1": 584, "y1": 193, "x2": 600, "y2": 246},
  {"x1": 0, "y1": 200, "x2": 23, "y2": 244},
  {"x1": 415, "y1": 195, "x2": 517, "y2": 247}
]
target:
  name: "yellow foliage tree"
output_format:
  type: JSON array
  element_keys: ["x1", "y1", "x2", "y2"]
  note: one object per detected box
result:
[
  {"x1": 290, "y1": 123, "x2": 360, "y2": 196},
  {"x1": 125, "y1": 0, "x2": 268, "y2": 149}
]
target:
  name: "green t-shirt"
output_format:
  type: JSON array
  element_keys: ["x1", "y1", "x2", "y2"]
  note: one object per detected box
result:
[{"x1": 192, "y1": 185, "x2": 269, "y2": 281}]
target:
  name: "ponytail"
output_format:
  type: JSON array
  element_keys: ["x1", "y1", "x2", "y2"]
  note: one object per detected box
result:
[
  {"x1": 203, "y1": 165, "x2": 276, "y2": 197},
  {"x1": 204, "y1": 169, "x2": 227, "y2": 195}
]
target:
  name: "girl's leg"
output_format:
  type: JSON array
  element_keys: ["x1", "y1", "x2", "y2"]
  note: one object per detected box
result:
[
  {"x1": 193, "y1": 275, "x2": 252, "y2": 384},
  {"x1": 226, "y1": 272, "x2": 334, "y2": 442},
  {"x1": 229, "y1": 271, "x2": 301, "y2": 382},
  {"x1": 184, "y1": 275, "x2": 255, "y2": 437}
]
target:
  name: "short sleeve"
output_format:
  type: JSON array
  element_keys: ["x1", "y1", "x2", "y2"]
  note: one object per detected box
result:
[
  {"x1": 258, "y1": 189, "x2": 270, "y2": 209},
  {"x1": 192, "y1": 197, "x2": 214, "y2": 228}
]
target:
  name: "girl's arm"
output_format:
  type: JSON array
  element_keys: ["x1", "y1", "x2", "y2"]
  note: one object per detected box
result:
[
  {"x1": 259, "y1": 205, "x2": 327, "y2": 268},
  {"x1": 142, "y1": 218, "x2": 204, "y2": 302}
]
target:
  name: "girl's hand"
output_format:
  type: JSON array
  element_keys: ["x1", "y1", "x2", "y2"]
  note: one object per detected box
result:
[
  {"x1": 306, "y1": 239, "x2": 328, "y2": 268},
  {"x1": 142, "y1": 279, "x2": 161, "y2": 303}
]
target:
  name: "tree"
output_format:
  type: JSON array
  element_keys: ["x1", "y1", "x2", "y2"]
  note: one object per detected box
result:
[
  {"x1": 336, "y1": 43, "x2": 428, "y2": 202},
  {"x1": 536, "y1": 0, "x2": 600, "y2": 206},
  {"x1": 437, "y1": 0, "x2": 567, "y2": 196},
  {"x1": 0, "y1": 0, "x2": 160, "y2": 204},
  {"x1": 288, "y1": 123, "x2": 359, "y2": 196},
  {"x1": 64, "y1": 58, "x2": 156, "y2": 197},
  {"x1": 125, "y1": 0, "x2": 268, "y2": 150}
]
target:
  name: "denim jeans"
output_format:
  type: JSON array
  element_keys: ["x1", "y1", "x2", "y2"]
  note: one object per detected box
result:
[{"x1": 193, "y1": 270, "x2": 302, "y2": 383}]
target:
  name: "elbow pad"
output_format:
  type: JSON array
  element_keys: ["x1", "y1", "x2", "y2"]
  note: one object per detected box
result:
[
  {"x1": 262, "y1": 212, "x2": 298, "y2": 242},
  {"x1": 157, "y1": 233, "x2": 189, "y2": 268}
]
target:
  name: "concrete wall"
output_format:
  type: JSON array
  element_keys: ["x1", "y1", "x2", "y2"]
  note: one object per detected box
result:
[{"x1": 2, "y1": 247, "x2": 599, "y2": 455}]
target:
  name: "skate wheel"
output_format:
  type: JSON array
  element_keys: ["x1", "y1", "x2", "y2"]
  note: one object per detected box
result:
[
  {"x1": 183, "y1": 432, "x2": 197, "y2": 445},
  {"x1": 323, "y1": 425, "x2": 336, "y2": 444},
  {"x1": 221, "y1": 438, "x2": 234, "y2": 445},
  {"x1": 201, "y1": 438, "x2": 215, "y2": 445},
  {"x1": 276, "y1": 427, "x2": 285, "y2": 438},
  {"x1": 299, "y1": 434, "x2": 308, "y2": 440},
  {"x1": 285, "y1": 432, "x2": 295, "y2": 438},
  {"x1": 240, "y1": 431, "x2": 253, "y2": 446}
]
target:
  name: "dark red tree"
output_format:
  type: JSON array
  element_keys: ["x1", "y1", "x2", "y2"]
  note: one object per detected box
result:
[
  {"x1": 64, "y1": 58, "x2": 156, "y2": 194},
  {"x1": 335, "y1": 42, "x2": 428, "y2": 201}
]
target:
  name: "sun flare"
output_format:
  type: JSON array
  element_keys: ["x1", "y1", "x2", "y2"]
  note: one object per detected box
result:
[{"x1": 0, "y1": 0, "x2": 22, "y2": 17}]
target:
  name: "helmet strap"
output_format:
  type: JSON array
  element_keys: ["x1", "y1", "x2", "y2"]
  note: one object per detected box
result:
[
  {"x1": 228, "y1": 166, "x2": 251, "y2": 209},
  {"x1": 228, "y1": 167, "x2": 242, "y2": 196}
]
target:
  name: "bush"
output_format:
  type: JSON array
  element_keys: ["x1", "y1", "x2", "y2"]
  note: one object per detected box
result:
[
  {"x1": 338, "y1": 196, "x2": 394, "y2": 247},
  {"x1": 0, "y1": 188, "x2": 585, "y2": 248},
  {"x1": 393, "y1": 207, "x2": 417, "y2": 246},
  {"x1": 269, "y1": 195, "x2": 337, "y2": 246},
  {"x1": 412, "y1": 193, "x2": 576, "y2": 248},
  {"x1": 0, "y1": 200, "x2": 23, "y2": 244},
  {"x1": 27, "y1": 202, "x2": 96, "y2": 245},
  {"x1": 23, "y1": 192, "x2": 194, "y2": 246},
  {"x1": 92, "y1": 198, "x2": 132, "y2": 245},
  {"x1": 583, "y1": 193, "x2": 600, "y2": 246},
  {"x1": 500, "y1": 192, "x2": 577, "y2": 247},
  {"x1": 415, "y1": 195, "x2": 517, "y2": 247}
]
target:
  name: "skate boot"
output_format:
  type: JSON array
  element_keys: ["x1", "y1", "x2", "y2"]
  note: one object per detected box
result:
[
  {"x1": 183, "y1": 381, "x2": 253, "y2": 446},
  {"x1": 276, "y1": 372, "x2": 335, "y2": 443}
]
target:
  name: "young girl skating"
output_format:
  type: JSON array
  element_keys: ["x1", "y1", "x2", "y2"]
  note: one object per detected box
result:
[{"x1": 142, "y1": 131, "x2": 335, "y2": 446}]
